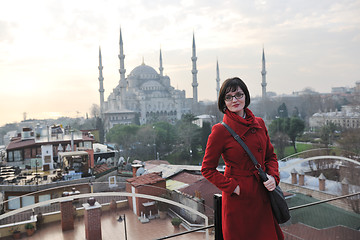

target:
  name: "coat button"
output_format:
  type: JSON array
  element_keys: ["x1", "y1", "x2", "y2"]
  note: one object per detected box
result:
[
  {"x1": 251, "y1": 129, "x2": 256, "y2": 134},
  {"x1": 258, "y1": 148, "x2": 262, "y2": 152}
]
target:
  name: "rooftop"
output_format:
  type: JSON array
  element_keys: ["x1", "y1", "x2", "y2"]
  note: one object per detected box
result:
[
  {"x1": 126, "y1": 172, "x2": 165, "y2": 188},
  {"x1": 0, "y1": 208, "x2": 209, "y2": 240}
]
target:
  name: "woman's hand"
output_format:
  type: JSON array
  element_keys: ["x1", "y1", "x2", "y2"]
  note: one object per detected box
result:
[
  {"x1": 263, "y1": 174, "x2": 276, "y2": 191},
  {"x1": 233, "y1": 185, "x2": 240, "y2": 195}
]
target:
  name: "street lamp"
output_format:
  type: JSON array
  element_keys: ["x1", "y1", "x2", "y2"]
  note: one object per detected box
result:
[{"x1": 117, "y1": 214, "x2": 128, "y2": 240}]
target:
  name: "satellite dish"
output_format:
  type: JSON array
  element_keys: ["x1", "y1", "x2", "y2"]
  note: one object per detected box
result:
[
  {"x1": 118, "y1": 157, "x2": 125, "y2": 166},
  {"x1": 136, "y1": 167, "x2": 145, "y2": 176}
]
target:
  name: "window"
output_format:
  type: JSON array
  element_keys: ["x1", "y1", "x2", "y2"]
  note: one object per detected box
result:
[
  {"x1": 14, "y1": 150, "x2": 23, "y2": 161},
  {"x1": 8, "y1": 196, "x2": 21, "y2": 210},
  {"x1": 8, "y1": 151, "x2": 13, "y2": 162},
  {"x1": 83, "y1": 141, "x2": 92, "y2": 149},
  {"x1": 22, "y1": 196, "x2": 35, "y2": 208},
  {"x1": 39, "y1": 194, "x2": 51, "y2": 206}
]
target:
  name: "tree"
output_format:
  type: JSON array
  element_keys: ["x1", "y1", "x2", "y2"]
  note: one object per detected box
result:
[
  {"x1": 292, "y1": 107, "x2": 300, "y2": 117},
  {"x1": 337, "y1": 128, "x2": 360, "y2": 155},
  {"x1": 106, "y1": 124, "x2": 140, "y2": 158},
  {"x1": 269, "y1": 116, "x2": 304, "y2": 155},
  {"x1": 96, "y1": 117, "x2": 105, "y2": 144},
  {"x1": 136, "y1": 125, "x2": 157, "y2": 160},
  {"x1": 205, "y1": 102, "x2": 223, "y2": 123},
  {"x1": 90, "y1": 104, "x2": 100, "y2": 118},
  {"x1": 272, "y1": 132, "x2": 289, "y2": 160},
  {"x1": 200, "y1": 122, "x2": 212, "y2": 152},
  {"x1": 286, "y1": 117, "x2": 305, "y2": 152},
  {"x1": 153, "y1": 122, "x2": 177, "y2": 157},
  {"x1": 269, "y1": 119, "x2": 289, "y2": 159},
  {"x1": 175, "y1": 114, "x2": 200, "y2": 163},
  {"x1": 319, "y1": 122, "x2": 338, "y2": 148},
  {"x1": 278, "y1": 103, "x2": 288, "y2": 118}
]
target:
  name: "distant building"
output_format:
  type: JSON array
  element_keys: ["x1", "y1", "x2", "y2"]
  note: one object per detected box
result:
[
  {"x1": 5, "y1": 125, "x2": 94, "y2": 170},
  {"x1": 331, "y1": 87, "x2": 355, "y2": 94},
  {"x1": 309, "y1": 105, "x2": 360, "y2": 129},
  {"x1": 355, "y1": 81, "x2": 360, "y2": 93},
  {"x1": 193, "y1": 115, "x2": 216, "y2": 128},
  {"x1": 292, "y1": 88, "x2": 319, "y2": 96},
  {"x1": 3, "y1": 131, "x2": 17, "y2": 147}
]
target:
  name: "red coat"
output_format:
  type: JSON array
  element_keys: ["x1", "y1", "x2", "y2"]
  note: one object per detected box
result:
[{"x1": 201, "y1": 109, "x2": 284, "y2": 240}]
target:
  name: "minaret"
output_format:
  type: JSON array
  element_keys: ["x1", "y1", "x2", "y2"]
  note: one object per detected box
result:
[
  {"x1": 261, "y1": 47, "x2": 267, "y2": 99},
  {"x1": 216, "y1": 59, "x2": 220, "y2": 99},
  {"x1": 118, "y1": 28, "x2": 126, "y2": 108},
  {"x1": 191, "y1": 33, "x2": 198, "y2": 105},
  {"x1": 98, "y1": 47, "x2": 105, "y2": 118},
  {"x1": 159, "y1": 48, "x2": 164, "y2": 77}
]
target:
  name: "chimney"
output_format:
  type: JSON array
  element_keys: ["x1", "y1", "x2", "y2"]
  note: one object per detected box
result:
[
  {"x1": 299, "y1": 170, "x2": 305, "y2": 186},
  {"x1": 341, "y1": 178, "x2": 349, "y2": 195},
  {"x1": 291, "y1": 168, "x2": 298, "y2": 184},
  {"x1": 319, "y1": 173, "x2": 326, "y2": 191},
  {"x1": 131, "y1": 163, "x2": 142, "y2": 177}
]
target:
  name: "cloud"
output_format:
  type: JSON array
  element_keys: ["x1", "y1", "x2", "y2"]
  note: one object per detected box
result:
[
  {"x1": 1, "y1": 0, "x2": 360, "y2": 125},
  {"x1": 0, "y1": 21, "x2": 16, "y2": 43}
]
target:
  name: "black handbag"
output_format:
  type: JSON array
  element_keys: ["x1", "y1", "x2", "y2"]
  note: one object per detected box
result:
[{"x1": 221, "y1": 122, "x2": 291, "y2": 224}]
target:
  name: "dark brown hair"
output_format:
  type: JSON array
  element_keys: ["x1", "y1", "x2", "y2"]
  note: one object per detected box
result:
[{"x1": 218, "y1": 77, "x2": 250, "y2": 113}]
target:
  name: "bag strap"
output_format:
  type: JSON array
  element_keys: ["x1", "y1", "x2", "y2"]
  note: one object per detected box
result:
[{"x1": 221, "y1": 122, "x2": 268, "y2": 182}]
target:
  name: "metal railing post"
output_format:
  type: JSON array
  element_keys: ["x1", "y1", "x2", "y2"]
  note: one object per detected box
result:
[{"x1": 214, "y1": 194, "x2": 223, "y2": 240}]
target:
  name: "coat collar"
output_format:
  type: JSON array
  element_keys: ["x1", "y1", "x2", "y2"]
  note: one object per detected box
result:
[{"x1": 223, "y1": 108, "x2": 262, "y2": 137}]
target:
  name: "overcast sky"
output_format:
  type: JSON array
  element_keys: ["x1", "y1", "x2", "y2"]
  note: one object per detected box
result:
[{"x1": 0, "y1": 0, "x2": 359, "y2": 126}]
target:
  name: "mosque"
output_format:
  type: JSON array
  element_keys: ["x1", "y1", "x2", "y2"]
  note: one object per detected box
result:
[
  {"x1": 98, "y1": 29, "x2": 206, "y2": 131},
  {"x1": 97, "y1": 29, "x2": 268, "y2": 131}
]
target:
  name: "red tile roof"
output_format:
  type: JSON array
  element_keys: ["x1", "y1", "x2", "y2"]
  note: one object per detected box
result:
[
  {"x1": 178, "y1": 177, "x2": 221, "y2": 216},
  {"x1": 94, "y1": 164, "x2": 112, "y2": 175},
  {"x1": 171, "y1": 171, "x2": 204, "y2": 185},
  {"x1": 6, "y1": 138, "x2": 35, "y2": 150},
  {"x1": 126, "y1": 172, "x2": 165, "y2": 187}
]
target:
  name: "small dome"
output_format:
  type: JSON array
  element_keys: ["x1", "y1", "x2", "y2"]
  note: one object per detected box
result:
[{"x1": 129, "y1": 63, "x2": 159, "y2": 80}]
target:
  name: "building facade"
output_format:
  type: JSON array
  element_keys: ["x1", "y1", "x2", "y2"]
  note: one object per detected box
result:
[
  {"x1": 99, "y1": 29, "x2": 198, "y2": 131},
  {"x1": 309, "y1": 105, "x2": 360, "y2": 129},
  {"x1": 6, "y1": 125, "x2": 94, "y2": 170}
]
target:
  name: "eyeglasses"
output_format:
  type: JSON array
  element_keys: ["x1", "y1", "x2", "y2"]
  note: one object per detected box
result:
[{"x1": 224, "y1": 92, "x2": 245, "y2": 102}]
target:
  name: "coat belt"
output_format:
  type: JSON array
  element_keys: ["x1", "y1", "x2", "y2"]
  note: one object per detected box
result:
[{"x1": 225, "y1": 166, "x2": 261, "y2": 182}]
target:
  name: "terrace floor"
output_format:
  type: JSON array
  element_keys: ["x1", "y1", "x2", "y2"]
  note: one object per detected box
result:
[{"x1": 1, "y1": 209, "x2": 210, "y2": 240}]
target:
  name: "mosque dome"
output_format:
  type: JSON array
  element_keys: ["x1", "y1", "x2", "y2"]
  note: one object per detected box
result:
[{"x1": 129, "y1": 63, "x2": 159, "y2": 80}]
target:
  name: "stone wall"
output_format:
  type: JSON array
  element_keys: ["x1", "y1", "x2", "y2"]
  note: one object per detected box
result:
[{"x1": 280, "y1": 182, "x2": 355, "y2": 212}]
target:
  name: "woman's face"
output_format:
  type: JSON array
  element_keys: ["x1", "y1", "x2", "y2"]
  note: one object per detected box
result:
[{"x1": 224, "y1": 86, "x2": 246, "y2": 116}]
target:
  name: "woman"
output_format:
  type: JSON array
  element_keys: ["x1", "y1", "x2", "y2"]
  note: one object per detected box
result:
[{"x1": 201, "y1": 77, "x2": 284, "y2": 240}]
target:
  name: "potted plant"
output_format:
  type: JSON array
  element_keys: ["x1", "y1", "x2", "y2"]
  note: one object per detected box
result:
[
  {"x1": 110, "y1": 199, "x2": 117, "y2": 211},
  {"x1": 9, "y1": 226, "x2": 21, "y2": 239},
  {"x1": 171, "y1": 217, "x2": 182, "y2": 228},
  {"x1": 25, "y1": 222, "x2": 35, "y2": 236}
]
